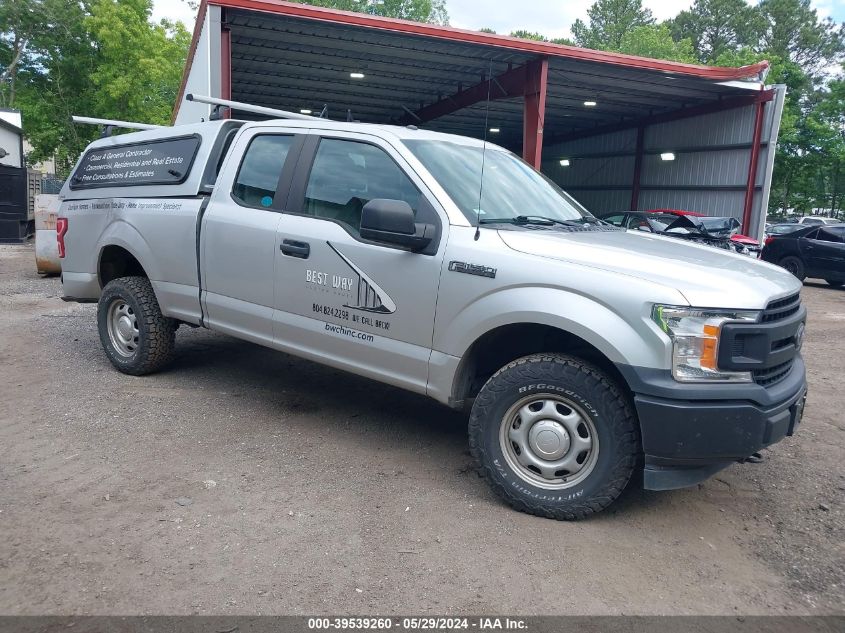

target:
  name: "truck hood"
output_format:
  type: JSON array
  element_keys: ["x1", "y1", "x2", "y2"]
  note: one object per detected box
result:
[{"x1": 498, "y1": 228, "x2": 801, "y2": 309}]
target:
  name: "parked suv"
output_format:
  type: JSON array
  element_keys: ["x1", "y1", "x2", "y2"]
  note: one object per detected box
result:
[{"x1": 58, "y1": 119, "x2": 808, "y2": 520}]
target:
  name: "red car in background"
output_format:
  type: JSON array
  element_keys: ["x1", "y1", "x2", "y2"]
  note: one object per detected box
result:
[{"x1": 648, "y1": 209, "x2": 761, "y2": 253}]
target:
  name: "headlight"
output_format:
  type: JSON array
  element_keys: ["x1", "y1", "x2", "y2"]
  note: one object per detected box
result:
[{"x1": 652, "y1": 305, "x2": 760, "y2": 383}]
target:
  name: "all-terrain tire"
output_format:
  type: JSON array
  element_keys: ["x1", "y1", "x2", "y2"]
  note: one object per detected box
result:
[
  {"x1": 825, "y1": 279, "x2": 844, "y2": 288},
  {"x1": 97, "y1": 276, "x2": 176, "y2": 376},
  {"x1": 469, "y1": 354, "x2": 639, "y2": 520},
  {"x1": 779, "y1": 256, "x2": 806, "y2": 281}
]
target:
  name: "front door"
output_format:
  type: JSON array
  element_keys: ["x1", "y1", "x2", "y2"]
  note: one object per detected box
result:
[
  {"x1": 272, "y1": 133, "x2": 448, "y2": 394},
  {"x1": 802, "y1": 226, "x2": 845, "y2": 280}
]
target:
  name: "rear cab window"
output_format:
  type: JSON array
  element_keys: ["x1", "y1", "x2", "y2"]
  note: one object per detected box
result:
[{"x1": 232, "y1": 135, "x2": 296, "y2": 208}]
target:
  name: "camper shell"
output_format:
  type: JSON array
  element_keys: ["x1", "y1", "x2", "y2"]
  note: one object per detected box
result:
[{"x1": 61, "y1": 120, "x2": 243, "y2": 201}]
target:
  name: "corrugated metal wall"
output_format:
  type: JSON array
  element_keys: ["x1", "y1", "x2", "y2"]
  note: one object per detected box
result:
[{"x1": 541, "y1": 87, "x2": 785, "y2": 238}]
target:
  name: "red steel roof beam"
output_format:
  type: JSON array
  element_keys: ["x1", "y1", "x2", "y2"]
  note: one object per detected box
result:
[
  {"x1": 742, "y1": 95, "x2": 767, "y2": 235},
  {"x1": 398, "y1": 62, "x2": 535, "y2": 125},
  {"x1": 523, "y1": 58, "x2": 549, "y2": 169}
]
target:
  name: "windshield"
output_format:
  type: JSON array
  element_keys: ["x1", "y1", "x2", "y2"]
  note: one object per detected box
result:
[
  {"x1": 696, "y1": 217, "x2": 738, "y2": 232},
  {"x1": 403, "y1": 140, "x2": 590, "y2": 224}
]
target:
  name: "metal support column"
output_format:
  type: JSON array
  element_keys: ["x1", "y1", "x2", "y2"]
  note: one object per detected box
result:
[
  {"x1": 742, "y1": 96, "x2": 766, "y2": 233},
  {"x1": 630, "y1": 126, "x2": 645, "y2": 211},
  {"x1": 220, "y1": 27, "x2": 232, "y2": 118},
  {"x1": 523, "y1": 58, "x2": 549, "y2": 169}
]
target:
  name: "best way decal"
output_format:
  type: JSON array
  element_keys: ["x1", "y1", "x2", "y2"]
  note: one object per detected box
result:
[{"x1": 303, "y1": 242, "x2": 396, "y2": 333}]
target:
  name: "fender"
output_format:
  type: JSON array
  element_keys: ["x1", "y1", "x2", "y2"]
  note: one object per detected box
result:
[
  {"x1": 438, "y1": 286, "x2": 675, "y2": 368},
  {"x1": 96, "y1": 220, "x2": 161, "y2": 284}
]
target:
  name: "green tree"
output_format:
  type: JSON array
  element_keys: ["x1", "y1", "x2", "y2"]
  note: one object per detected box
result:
[
  {"x1": 85, "y1": 0, "x2": 190, "y2": 125},
  {"x1": 0, "y1": 0, "x2": 40, "y2": 106},
  {"x1": 571, "y1": 0, "x2": 654, "y2": 50},
  {"x1": 293, "y1": 0, "x2": 449, "y2": 24},
  {"x1": 7, "y1": 0, "x2": 190, "y2": 175},
  {"x1": 9, "y1": 0, "x2": 99, "y2": 171},
  {"x1": 710, "y1": 2, "x2": 844, "y2": 216},
  {"x1": 617, "y1": 24, "x2": 696, "y2": 62},
  {"x1": 669, "y1": 0, "x2": 764, "y2": 63},
  {"x1": 759, "y1": 0, "x2": 845, "y2": 76},
  {"x1": 509, "y1": 30, "x2": 548, "y2": 41}
]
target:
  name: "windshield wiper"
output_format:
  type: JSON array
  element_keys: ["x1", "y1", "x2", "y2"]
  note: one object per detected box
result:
[{"x1": 479, "y1": 215, "x2": 585, "y2": 227}]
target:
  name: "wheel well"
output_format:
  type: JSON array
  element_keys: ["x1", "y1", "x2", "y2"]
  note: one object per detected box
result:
[
  {"x1": 98, "y1": 246, "x2": 147, "y2": 288},
  {"x1": 452, "y1": 323, "x2": 630, "y2": 406}
]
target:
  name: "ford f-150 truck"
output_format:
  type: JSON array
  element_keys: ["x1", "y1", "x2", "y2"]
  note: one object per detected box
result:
[{"x1": 58, "y1": 117, "x2": 808, "y2": 520}]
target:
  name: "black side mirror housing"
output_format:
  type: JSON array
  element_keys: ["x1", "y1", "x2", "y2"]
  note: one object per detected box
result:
[{"x1": 360, "y1": 199, "x2": 435, "y2": 252}]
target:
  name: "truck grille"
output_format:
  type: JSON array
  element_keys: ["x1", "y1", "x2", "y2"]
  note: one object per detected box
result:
[
  {"x1": 761, "y1": 293, "x2": 801, "y2": 323},
  {"x1": 752, "y1": 294, "x2": 802, "y2": 387},
  {"x1": 753, "y1": 360, "x2": 794, "y2": 387}
]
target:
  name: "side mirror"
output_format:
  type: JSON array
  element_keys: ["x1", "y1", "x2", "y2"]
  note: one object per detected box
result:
[{"x1": 360, "y1": 199, "x2": 435, "y2": 252}]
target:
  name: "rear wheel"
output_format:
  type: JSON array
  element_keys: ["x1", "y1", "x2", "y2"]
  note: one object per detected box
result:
[
  {"x1": 97, "y1": 276, "x2": 176, "y2": 375},
  {"x1": 825, "y1": 279, "x2": 844, "y2": 288},
  {"x1": 469, "y1": 354, "x2": 639, "y2": 520},
  {"x1": 779, "y1": 256, "x2": 806, "y2": 281}
]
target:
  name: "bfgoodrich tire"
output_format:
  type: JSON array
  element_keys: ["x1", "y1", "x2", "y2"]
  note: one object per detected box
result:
[
  {"x1": 469, "y1": 354, "x2": 639, "y2": 520},
  {"x1": 97, "y1": 276, "x2": 176, "y2": 376},
  {"x1": 779, "y1": 256, "x2": 806, "y2": 281}
]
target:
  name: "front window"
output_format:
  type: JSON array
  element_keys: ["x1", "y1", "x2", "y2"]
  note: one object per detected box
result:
[
  {"x1": 403, "y1": 140, "x2": 589, "y2": 225},
  {"x1": 304, "y1": 138, "x2": 421, "y2": 234}
]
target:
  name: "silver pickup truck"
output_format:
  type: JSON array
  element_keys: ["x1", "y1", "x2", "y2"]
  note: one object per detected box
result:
[{"x1": 58, "y1": 118, "x2": 808, "y2": 520}]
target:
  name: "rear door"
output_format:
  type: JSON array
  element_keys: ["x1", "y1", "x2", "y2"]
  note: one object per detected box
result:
[
  {"x1": 201, "y1": 128, "x2": 304, "y2": 345},
  {"x1": 802, "y1": 226, "x2": 845, "y2": 280},
  {"x1": 271, "y1": 131, "x2": 448, "y2": 394}
]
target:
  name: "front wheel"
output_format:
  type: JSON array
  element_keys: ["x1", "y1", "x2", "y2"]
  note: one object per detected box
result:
[
  {"x1": 779, "y1": 256, "x2": 806, "y2": 281},
  {"x1": 97, "y1": 276, "x2": 176, "y2": 375},
  {"x1": 469, "y1": 354, "x2": 639, "y2": 520}
]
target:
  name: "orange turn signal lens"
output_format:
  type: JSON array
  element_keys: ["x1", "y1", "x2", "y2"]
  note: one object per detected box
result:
[{"x1": 701, "y1": 324, "x2": 720, "y2": 370}]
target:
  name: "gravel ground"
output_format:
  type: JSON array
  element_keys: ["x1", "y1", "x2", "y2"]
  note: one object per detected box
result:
[{"x1": 0, "y1": 242, "x2": 842, "y2": 615}]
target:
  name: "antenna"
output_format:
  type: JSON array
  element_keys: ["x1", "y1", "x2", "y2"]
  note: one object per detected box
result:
[{"x1": 475, "y1": 59, "x2": 494, "y2": 241}]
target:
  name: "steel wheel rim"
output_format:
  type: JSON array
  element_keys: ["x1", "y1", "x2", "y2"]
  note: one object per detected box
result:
[
  {"x1": 499, "y1": 394, "x2": 599, "y2": 490},
  {"x1": 106, "y1": 299, "x2": 139, "y2": 358}
]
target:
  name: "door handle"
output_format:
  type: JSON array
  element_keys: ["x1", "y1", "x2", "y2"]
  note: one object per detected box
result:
[{"x1": 280, "y1": 239, "x2": 310, "y2": 259}]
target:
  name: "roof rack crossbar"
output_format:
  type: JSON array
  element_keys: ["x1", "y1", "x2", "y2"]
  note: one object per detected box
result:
[
  {"x1": 71, "y1": 116, "x2": 165, "y2": 130},
  {"x1": 187, "y1": 94, "x2": 320, "y2": 121}
]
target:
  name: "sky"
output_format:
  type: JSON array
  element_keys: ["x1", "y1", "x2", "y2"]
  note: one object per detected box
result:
[{"x1": 152, "y1": 0, "x2": 845, "y2": 41}]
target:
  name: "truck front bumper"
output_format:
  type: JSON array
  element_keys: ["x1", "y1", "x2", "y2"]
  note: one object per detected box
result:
[{"x1": 617, "y1": 357, "x2": 807, "y2": 490}]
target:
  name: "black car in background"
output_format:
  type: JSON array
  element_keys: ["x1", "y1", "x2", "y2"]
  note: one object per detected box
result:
[
  {"x1": 766, "y1": 223, "x2": 804, "y2": 237},
  {"x1": 761, "y1": 224, "x2": 845, "y2": 287}
]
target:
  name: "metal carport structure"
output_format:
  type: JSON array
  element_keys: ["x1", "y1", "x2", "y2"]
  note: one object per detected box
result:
[{"x1": 173, "y1": 0, "x2": 785, "y2": 238}]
